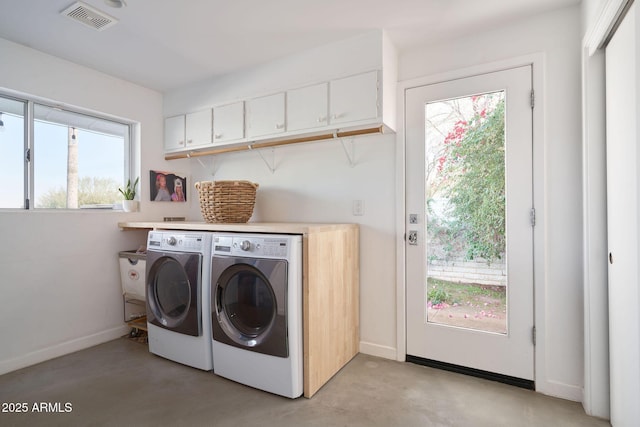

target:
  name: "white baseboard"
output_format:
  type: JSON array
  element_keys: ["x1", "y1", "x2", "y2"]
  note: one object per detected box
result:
[
  {"x1": 536, "y1": 379, "x2": 584, "y2": 402},
  {"x1": 360, "y1": 341, "x2": 585, "y2": 403},
  {"x1": 0, "y1": 325, "x2": 130, "y2": 376},
  {"x1": 359, "y1": 341, "x2": 397, "y2": 360}
]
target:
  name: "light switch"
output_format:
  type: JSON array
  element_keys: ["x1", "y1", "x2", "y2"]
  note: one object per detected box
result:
[{"x1": 353, "y1": 199, "x2": 364, "y2": 216}]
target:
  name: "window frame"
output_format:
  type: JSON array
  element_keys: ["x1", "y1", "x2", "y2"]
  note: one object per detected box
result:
[{"x1": 0, "y1": 90, "x2": 136, "y2": 211}]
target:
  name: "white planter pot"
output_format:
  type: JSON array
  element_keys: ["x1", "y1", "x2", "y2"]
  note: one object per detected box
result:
[{"x1": 122, "y1": 200, "x2": 139, "y2": 212}]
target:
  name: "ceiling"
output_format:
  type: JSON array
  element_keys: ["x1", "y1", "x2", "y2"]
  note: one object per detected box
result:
[{"x1": 0, "y1": 0, "x2": 580, "y2": 92}]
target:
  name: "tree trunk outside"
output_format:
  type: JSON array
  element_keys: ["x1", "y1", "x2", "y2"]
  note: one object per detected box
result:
[{"x1": 67, "y1": 127, "x2": 78, "y2": 208}]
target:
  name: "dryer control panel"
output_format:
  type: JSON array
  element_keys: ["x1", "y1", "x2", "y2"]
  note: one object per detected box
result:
[
  {"x1": 213, "y1": 235, "x2": 291, "y2": 258},
  {"x1": 148, "y1": 231, "x2": 207, "y2": 252}
]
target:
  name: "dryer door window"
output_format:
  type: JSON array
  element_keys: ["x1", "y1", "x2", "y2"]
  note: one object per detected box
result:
[
  {"x1": 156, "y1": 259, "x2": 190, "y2": 319},
  {"x1": 147, "y1": 255, "x2": 200, "y2": 336},
  {"x1": 216, "y1": 263, "x2": 278, "y2": 348}
]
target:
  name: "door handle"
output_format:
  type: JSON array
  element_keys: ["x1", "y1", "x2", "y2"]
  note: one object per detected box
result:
[{"x1": 408, "y1": 230, "x2": 418, "y2": 246}]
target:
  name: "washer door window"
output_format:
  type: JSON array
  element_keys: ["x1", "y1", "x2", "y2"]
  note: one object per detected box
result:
[
  {"x1": 147, "y1": 253, "x2": 202, "y2": 336},
  {"x1": 214, "y1": 259, "x2": 288, "y2": 357}
]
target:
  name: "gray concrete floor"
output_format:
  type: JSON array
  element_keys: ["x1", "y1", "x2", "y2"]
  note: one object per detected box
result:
[{"x1": 0, "y1": 338, "x2": 610, "y2": 427}]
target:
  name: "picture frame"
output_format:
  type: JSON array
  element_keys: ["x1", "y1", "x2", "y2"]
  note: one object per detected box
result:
[{"x1": 150, "y1": 170, "x2": 187, "y2": 202}]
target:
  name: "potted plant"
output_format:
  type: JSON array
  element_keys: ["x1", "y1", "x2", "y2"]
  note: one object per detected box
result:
[{"x1": 119, "y1": 177, "x2": 140, "y2": 212}]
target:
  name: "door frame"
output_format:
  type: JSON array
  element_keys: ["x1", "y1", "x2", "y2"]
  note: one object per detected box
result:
[{"x1": 395, "y1": 53, "x2": 545, "y2": 386}]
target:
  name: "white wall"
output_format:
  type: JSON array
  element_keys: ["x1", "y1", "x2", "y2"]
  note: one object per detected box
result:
[
  {"x1": 186, "y1": 136, "x2": 398, "y2": 358},
  {"x1": 163, "y1": 30, "x2": 386, "y2": 117},
  {"x1": 399, "y1": 6, "x2": 584, "y2": 401},
  {"x1": 581, "y1": 0, "x2": 610, "y2": 419},
  {"x1": 0, "y1": 38, "x2": 165, "y2": 374}
]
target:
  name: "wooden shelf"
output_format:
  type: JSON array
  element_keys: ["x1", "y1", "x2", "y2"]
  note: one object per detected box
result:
[
  {"x1": 118, "y1": 221, "x2": 353, "y2": 235},
  {"x1": 127, "y1": 316, "x2": 148, "y2": 331},
  {"x1": 164, "y1": 125, "x2": 384, "y2": 160}
]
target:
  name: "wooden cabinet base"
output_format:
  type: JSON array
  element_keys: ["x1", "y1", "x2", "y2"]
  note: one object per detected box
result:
[{"x1": 303, "y1": 225, "x2": 359, "y2": 398}]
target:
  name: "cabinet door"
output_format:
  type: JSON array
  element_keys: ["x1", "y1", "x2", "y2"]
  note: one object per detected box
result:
[
  {"x1": 185, "y1": 109, "x2": 212, "y2": 149},
  {"x1": 164, "y1": 115, "x2": 185, "y2": 151},
  {"x1": 286, "y1": 83, "x2": 328, "y2": 132},
  {"x1": 329, "y1": 71, "x2": 379, "y2": 125},
  {"x1": 246, "y1": 93, "x2": 285, "y2": 139},
  {"x1": 213, "y1": 101, "x2": 244, "y2": 144}
]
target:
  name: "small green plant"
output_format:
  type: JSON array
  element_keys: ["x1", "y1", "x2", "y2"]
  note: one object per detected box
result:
[
  {"x1": 428, "y1": 286, "x2": 450, "y2": 305},
  {"x1": 118, "y1": 177, "x2": 139, "y2": 200}
]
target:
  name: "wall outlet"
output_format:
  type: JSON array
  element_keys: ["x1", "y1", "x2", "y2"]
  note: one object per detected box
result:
[{"x1": 353, "y1": 199, "x2": 364, "y2": 216}]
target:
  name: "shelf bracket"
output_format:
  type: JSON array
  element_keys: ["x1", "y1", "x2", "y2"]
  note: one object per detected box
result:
[
  {"x1": 340, "y1": 137, "x2": 356, "y2": 167},
  {"x1": 249, "y1": 145, "x2": 276, "y2": 174},
  {"x1": 191, "y1": 153, "x2": 216, "y2": 177}
]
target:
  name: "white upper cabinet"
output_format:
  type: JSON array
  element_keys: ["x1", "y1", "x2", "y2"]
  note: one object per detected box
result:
[
  {"x1": 246, "y1": 92, "x2": 285, "y2": 139},
  {"x1": 329, "y1": 71, "x2": 379, "y2": 125},
  {"x1": 165, "y1": 110, "x2": 212, "y2": 152},
  {"x1": 164, "y1": 115, "x2": 186, "y2": 151},
  {"x1": 185, "y1": 109, "x2": 212, "y2": 149},
  {"x1": 163, "y1": 70, "x2": 392, "y2": 155},
  {"x1": 213, "y1": 101, "x2": 244, "y2": 144},
  {"x1": 286, "y1": 83, "x2": 328, "y2": 132}
]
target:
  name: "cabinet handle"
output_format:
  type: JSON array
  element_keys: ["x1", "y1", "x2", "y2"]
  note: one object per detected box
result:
[
  {"x1": 214, "y1": 134, "x2": 223, "y2": 139},
  {"x1": 317, "y1": 116, "x2": 327, "y2": 123},
  {"x1": 187, "y1": 139, "x2": 193, "y2": 144},
  {"x1": 275, "y1": 123, "x2": 284, "y2": 129},
  {"x1": 332, "y1": 113, "x2": 344, "y2": 120},
  {"x1": 179, "y1": 140, "x2": 185, "y2": 146}
]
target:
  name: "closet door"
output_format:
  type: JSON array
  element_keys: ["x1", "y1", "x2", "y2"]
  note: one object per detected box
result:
[{"x1": 605, "y1": 3, "x2": 640, "y2": 426}]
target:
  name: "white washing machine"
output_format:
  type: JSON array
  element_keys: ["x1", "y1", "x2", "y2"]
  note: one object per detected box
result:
[
  {"x1": 146, "y1": 231, "x2": 213, "y2": 370},
  {"x1": 210, "y1": 233, "x2": 303, "y2": 398}
]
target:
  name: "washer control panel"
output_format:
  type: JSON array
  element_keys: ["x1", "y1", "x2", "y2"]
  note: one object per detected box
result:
[
  {"x1": 213, "y1": 235, "x2": 290, "y2": 258},
  {"x1": 148, "y1": 231, "x2": 206, "y2": 251}
]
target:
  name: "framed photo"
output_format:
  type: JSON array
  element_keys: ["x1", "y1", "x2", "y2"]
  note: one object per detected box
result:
[{"x1": 150, "y1": 170, "x2": 187, "y2": 202}]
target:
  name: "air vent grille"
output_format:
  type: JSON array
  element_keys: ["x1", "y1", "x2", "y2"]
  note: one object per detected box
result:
[{"x1": 61, "y1": 1, "x2": 118, "y2": 31}]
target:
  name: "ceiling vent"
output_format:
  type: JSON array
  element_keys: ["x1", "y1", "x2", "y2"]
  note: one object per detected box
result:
[{"x1": 61, "y1": 1, "x2": 118, "y2": 31}]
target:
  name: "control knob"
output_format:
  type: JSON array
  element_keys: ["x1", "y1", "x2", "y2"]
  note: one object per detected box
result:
[
  {"x1": 240, "y1": 240, "x2": 251, "y2": 251},
  {"x1": 167, "y1": 236, "x2": 177, "y2": 246}
]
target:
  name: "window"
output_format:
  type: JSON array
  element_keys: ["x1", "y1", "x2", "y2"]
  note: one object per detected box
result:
[
  {"x1": 0, "y1": 93, "x2": 134, "y2": 210},
  {"x1": 0, "y1": 97, "x2": 25, "y2": 208}
]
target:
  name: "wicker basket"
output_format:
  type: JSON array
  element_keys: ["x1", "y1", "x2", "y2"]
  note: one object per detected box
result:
[{"x1": 194, "y1": 180, "x2": 259, "y2": 223}]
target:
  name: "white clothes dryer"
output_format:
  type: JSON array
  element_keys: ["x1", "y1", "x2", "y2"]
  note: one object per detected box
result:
[
  {"x1": 146, "y1": 231, "x2": 213, "y2": 370},
  {"x1": 210, "y1": 233, "x2": 303, "y2": 398}
]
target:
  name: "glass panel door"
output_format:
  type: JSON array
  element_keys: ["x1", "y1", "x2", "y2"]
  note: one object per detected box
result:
[{"x1": 406, "y1": 65, "x2": 534, "y2": 380}]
